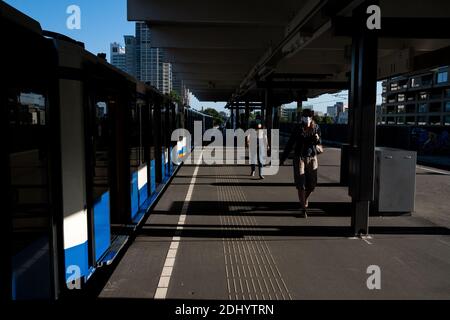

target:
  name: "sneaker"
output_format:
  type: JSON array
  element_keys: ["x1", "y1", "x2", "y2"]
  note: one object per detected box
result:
[
  {"x1": 251, "y1": 170, "x2": 255, "y2": 177},
  {"x1": 305, "y1": 200, "x2": 309, "y2": 208},
  {"x1": 259, "y1": 174, "x2": 265, "y2": 179}
]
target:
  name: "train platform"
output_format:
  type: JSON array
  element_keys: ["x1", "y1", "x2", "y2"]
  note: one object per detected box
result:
[{"x1": 98, "y1": 147, "x2": 450, "y2": 300}]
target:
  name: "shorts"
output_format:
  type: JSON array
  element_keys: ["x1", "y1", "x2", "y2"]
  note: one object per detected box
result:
[{"x1": 293, "y1": 156, "x2": 318, "y2": 191}]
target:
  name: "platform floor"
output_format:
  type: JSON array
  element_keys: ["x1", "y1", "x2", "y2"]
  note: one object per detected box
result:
[{"x1": 99, "y1": 148, "x2": 450, "y2": 300}]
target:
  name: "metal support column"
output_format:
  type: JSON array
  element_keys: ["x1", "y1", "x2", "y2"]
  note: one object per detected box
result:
[
  {"x1": 235, "y1": 101, "x2": 240, "y2": 129},
  {"x1": 264, "y1": 89, "x2": 273, "y2": 147},
  {"x1": 273, "y1": 104, "x2": 280, "y2": 129},
  {"x1": 245, "y1": 100, "x2": 250, "y2": 130},
  {"x1": 349, "y1": 2, "x2": 378, "y2": 236},
  {"x1": 296, "y1": 99, "x2": 303, "y2": 123},
  {"x1": 230, "y1": 102, "x2": 235, "y2": 130}
]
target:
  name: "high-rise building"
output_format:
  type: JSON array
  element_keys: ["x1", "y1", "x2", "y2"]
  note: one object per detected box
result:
[
  {"x1": 112, "y1": 23, "x2": 190, "y2": 100},
  {"x1": 335, "y1": 101, "x2": 345, "y2": 114},
  {"x1": 172, "y1": 73, "x2": 191, "y2": 105},
  {"x1": 136, "y1": 22, "x2": 168, "y2": 92},
  {"x1": 381, "y1": 66, "x2": 450, "y2": 126},
  {"x1": 162, "y1": 62, "x2": 173, "y2": 94},
  {"x1": 326, "y1": 102, "x2": 347, "y2": 123},
  {"x1": 110, "y1": 36, "x2": 137, "y2": 78},
  {"x1": 124, "y1": 35, "x2": 136, "y2": 78},
  {"x1": 327, "y1": 106, "x2": 337, "y2": 118},
  {"x1": 280, "y1": 106, "x2": 297, "y2": 122},
  {"x1": 110, "y1": 42, "x2": 126, "y2": 72}
]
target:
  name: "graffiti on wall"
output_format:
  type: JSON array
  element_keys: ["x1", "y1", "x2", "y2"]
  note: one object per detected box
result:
[{"x1": 411, "y1": 128, "x2": 450, "y2": 155}]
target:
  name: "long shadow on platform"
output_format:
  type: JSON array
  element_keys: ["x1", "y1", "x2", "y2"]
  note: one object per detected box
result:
[
  {"x1": 170, "y1": 182, "x2": 343, "y2": 187},
  {"x1": 152, "y1": 201, "x2": 352, "y2": 217},
  {"x1": 175, "y1": 175, "x2": 257, "y2": 180},
  {"x1": 138, "y1": 224, "x2": 450, "y2": 239},
  {"x1": 212, "y1": 182, "x2": 343, "y2": 187}
]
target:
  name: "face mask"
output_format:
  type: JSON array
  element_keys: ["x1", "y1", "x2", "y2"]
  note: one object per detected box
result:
[{"x1": 302, "y1": 116, "x2": 312, "y2": 125}]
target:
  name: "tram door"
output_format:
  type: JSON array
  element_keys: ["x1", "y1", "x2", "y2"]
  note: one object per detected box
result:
[
  {"x1": 147, "y1": 97, "x2": 157, "y2": 195},
  {"x1": 153, "y1": 97, "x2": 163, "y2": 184},
  {"x1": 2, "y1": 24, "x2": 58, "y2": 300},
  {"x1": 169, "y1": 104, "x2": 176, "y2": 173},
  {"x1": 86, "y1": 92, "x2": 114, "y2": 264},
  {"x1": 129, "y1": 96, "x2": 151, "y2": 222}
]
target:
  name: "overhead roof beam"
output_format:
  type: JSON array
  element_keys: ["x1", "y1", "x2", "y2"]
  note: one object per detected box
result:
[
  {"x1": 256, "y1": 80, "x2": 349, "y2": 89},
  {"x1": 128, "y1": 0, "x2": 304, "y2": 26},
  {"x1": 165, "y1": 48, "x2": 261, "y2": 64},
  {"x1": 172, "y1": 63, "x2": 252, "y2": 74},
  {"x1": 149, "y1": 25, "x2": 284, "y2": 49},
  {"x1": 268, "y1": 73, "x2": 334, "y2": 80},
  {"x1": 413, "y1": 45, "x2": 450, "y2": 70},
  {"x1": 232, "y1": 0, "x2": 357, "y2": 102},
  {"x1": 333, "y1": 17, "x2": 450, "y2": 38}
]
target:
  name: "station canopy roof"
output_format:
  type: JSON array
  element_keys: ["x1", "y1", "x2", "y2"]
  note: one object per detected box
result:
[{"x1": 128, "y1": 0, "x2": 450, "y2": 105}]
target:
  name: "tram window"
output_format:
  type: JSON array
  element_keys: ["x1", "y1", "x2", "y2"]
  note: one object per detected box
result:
[
  {"x1": 7, "y1": 89, "x2": 51, "y2": 300},
  {"x1": 9, "y1": 92, "x2": 46, "y2": 126},
  {"x1": 93, "y1": 101, "x2": 110, "y2": 200},
  {"x1": 129, "y1": 101, "x2": 143, "y2": 171},
  {"x1": 150, "y1": 105, "x2": 156, "y2": 161},
  {"x1": 161, "y1": 107, "x2": 167, "y2": 149}
]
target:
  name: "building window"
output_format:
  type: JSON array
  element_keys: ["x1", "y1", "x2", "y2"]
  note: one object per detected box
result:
[
  {"x1": 417, "y1": 116, "x2": 427, "y2": 125},
  {"x1": 406, "y1": 104, "x2": 416, "y2": 113},
  {"x1": 445, "y1": 116, "x2": 450, "y2": 126},
  {"x1": 406, "y1": 116, "x2": 415, "y2": 125},
  {"x1": 411, "y1": 77, "x2": 421, "y2": 88},
  {"x1": 398, "y1": 94, "x2": 405, "y2": 102},
  {"x1": 419, "y1": 92, "x2": 428, "y2": 100},
  {"x1": 422, "y1": 74, "x2": 433, "y2": 86},
  {"x1": 397, "y1": 105, "x2": 405, "y2": 113},
  {"x1": 429, "y1": 102, "x2": 441, "y2": 113},
  {"x1": 397, "y1": 117, "x2": 405, "y2": 125},
  {"x1": 437, "y1": 70, "x2": 448, "y2": 84},
  {"x1": 445, "y1": 101, "x2": 450, "y2": 112},
  {"x1": 387, "y1": 105, "x2": 396, "y2": 114},
  {"x1": 429, "y1": 116, "x2": 441, "y2": 125},
  {"x1": 387, "y1": 117, "x2": 396, "y2": 125},
  {"x1": 418, "y1": 104, "x2": 428, "y2": 113}
]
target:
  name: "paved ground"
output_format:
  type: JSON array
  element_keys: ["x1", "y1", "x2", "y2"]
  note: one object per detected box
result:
[{"x1": 99, "y1": 147, "x2": 450, "y2": 300}]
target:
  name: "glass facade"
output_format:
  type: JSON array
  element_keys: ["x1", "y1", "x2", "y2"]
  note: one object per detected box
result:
[
  {"x1": 381, "y1": 66, "x2": 450, "y2": 126},
  {"x1": 136, "y1": 22, "x2": 171, "y2": 93}
]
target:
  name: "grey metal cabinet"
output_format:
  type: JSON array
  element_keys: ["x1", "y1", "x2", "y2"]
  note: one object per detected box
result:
[{"x1": 374, "y1": 147, "x2": 417, "y2": 213}]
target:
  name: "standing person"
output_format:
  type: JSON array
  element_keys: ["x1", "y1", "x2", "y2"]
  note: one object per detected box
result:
[
  {"x1": 247, "y1": 118, "x2": 268, "y2": 179},
  {"x1": 280, "y1": 109, "x2": 322, "y2": 217}
]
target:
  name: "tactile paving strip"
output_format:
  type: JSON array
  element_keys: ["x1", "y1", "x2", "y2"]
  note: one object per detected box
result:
[{"x1": 216, "y1": 165, "x2": 292, "y2": 300}]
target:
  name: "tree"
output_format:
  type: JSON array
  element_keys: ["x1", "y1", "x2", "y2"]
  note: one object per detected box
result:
[
  {"x1": 314, "y1": 115, "x2": 334, "y2": 124},
  {"x1": 168, "y1": 90, "x2": 182, "y2": 104},
  {"x1": 203, "y1": 107, "x2": 224, "y2": 126}
]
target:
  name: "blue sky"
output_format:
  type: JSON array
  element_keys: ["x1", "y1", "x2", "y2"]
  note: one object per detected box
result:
[
  {"x1": 5, "y1": 0, "x2": 134, "y2": 60},
  {"x1": 5, "y1": 0, "x2": 381, "y2": 113}
]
